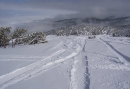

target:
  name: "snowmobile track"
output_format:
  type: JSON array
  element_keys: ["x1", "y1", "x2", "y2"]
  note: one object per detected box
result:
[
  {"x1": 97, "y1": 36, "x2": 130, "y2": 66},
  {"x1": 0, "y1": 37, "x2": 83, "y2": 89}
]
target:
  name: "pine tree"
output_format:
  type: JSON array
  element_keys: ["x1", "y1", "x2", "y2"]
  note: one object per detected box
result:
[
  {"x1": 0, "y1": 27, "x2": 11, "y2": 48},
  {"x1": 12, "y1": 28, "x2": 27, "y2": 46}
]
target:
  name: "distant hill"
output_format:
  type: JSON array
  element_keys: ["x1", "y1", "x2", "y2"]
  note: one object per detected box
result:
[
  {"x1": 45, "y1": 16, "x2": 130, "y2": 37},
  {"x1": 52, "y1": 16, "x2": 130, "y2": 28}
]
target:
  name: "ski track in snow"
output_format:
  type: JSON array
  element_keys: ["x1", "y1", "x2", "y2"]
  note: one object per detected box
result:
[
  {"x1": 70, "y1": 58, "x2": 79, "y2": 89},
  {"x1": 0, "y1": 49, "x2": 65, "y2": 89},
  {"x1": 85, "y1": 35, "x2": 130, "y2": 71},
  {"x1": 105, "y1": 36, "x2": 130, "y2": 45},
  {"x1": 70, "y1": 38, "x2": 90, "y2": 89},
  {"x1": 70, "y1": 53, "x2": 87, "y2": 89},
  {"x1": 0, "y1": 37, "x2": 85, "y2": 89},
  {"x1": 97, "y1": 36, "x2": 130, "y2": 66},
  {"x1": 1, "y1": 35, "x2": 129, "y2": 89},
  {"x1": 87, "y1": 52, "x2": 130, "y2": 71}
]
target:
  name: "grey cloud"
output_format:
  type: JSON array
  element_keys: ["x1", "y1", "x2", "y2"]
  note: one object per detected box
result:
[
  {"x1": 3, "y1": 0, "x2": 130, "y2": 18},
  {"x1": 0, "y1": 0, "x2": 130, "y2": 32},
  {"x1": 26, "y1": 0, "x2": 130, "y2": 15}
]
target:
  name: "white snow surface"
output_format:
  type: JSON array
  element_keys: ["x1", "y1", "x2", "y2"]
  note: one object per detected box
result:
[{"x1": 0, "y1": 35, "x2": 130, "y2": 89}]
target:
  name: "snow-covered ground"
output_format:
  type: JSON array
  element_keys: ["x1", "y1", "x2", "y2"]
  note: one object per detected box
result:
[{"x1": 0, "y1": 35, "x2": 130, "y2": 89}]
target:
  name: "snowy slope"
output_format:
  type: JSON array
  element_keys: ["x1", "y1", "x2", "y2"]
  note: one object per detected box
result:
[{"x1": 0, "y1": 35, "x2": 130, "y2": 89}]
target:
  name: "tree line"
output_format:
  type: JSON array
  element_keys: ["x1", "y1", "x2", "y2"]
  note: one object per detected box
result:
[
  {"x1": 0, "y1": 27, "x2": 46, "y2": 48},
  {"x1": 45, "y1": 24, "x2": 130, "y2": 37}
]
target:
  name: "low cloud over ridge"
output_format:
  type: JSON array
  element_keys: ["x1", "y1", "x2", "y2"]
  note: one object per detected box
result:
[{"x1": 0, "y1": 0, "x2": 130, "y2": 31}]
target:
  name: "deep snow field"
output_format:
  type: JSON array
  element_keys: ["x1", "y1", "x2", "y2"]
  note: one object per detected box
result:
[{"x1": 0, "y1": 35, "x2": 130, "y2": 89}]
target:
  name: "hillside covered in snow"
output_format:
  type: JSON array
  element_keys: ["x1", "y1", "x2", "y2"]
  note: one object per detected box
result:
[
  {"x1": 45, "y1": 17, "x2": 130, "y2": 37},
  {"x1": 0, "y1": 35, "x2": 130, "y2": 89}
]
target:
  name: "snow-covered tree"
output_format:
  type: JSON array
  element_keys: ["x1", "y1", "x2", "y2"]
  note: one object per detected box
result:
[
  {"x1": 11, "y1": 28, "x2": 27, "y2": 47},
  {"x1": 0, "y1": 27, "x2": 11, "y2": 48}
]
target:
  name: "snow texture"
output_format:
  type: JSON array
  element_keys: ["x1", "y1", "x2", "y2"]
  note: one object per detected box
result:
[{"x1": 0, "y1": 35, "x2": 130, "y2": 89}]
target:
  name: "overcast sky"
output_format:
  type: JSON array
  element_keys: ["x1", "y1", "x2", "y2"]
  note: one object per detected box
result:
[{"x1": 0, "y1": 0, "x2": 130, "y2": 31}]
